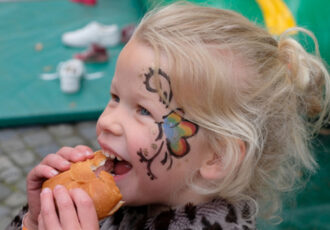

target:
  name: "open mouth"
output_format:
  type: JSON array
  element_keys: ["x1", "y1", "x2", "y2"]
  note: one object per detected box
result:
[{"x1": 94, "y1": 150, "x2": 132, "y2": 177}]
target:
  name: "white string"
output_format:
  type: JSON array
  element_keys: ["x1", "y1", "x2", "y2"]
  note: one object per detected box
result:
[{"x1": 40, "y1": 73, "x2": 58, "y2": 80}]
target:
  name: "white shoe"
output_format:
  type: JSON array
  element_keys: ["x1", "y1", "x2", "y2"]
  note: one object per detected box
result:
[{"x1": 62, "y1": 22, "x2": 120, "y2": 48}]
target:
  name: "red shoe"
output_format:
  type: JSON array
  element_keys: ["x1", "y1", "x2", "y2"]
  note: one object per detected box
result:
[
  {"x1": 121, "y1": 24, "x2": 136, "y2": 43},
  {"x1": 74, "y1": 44, "x2": 108, "y2": 63},
  {"x1": 71, "y1": 0, "x2": 97, "y2": 6}
]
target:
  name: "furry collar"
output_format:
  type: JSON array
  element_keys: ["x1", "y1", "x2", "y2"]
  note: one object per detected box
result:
[{"x1": 100, "y1": 199, "x2": 256, "y2": 230}]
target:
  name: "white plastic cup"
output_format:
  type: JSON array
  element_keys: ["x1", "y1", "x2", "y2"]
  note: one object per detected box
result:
[{"x1": 58, "y1": 59, "x2": 85, "y2": 93}]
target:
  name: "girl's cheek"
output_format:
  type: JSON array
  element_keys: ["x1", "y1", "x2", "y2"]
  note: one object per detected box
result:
[
  {"x1": 151, "y1": 127, "x2": 158, "y2": 137},
  {"x1": 96, "y1": 122, "x2": 101, "y2": 136},
  {"x1": 146, "y1": 127, "x2": 160, "y2": 154}
]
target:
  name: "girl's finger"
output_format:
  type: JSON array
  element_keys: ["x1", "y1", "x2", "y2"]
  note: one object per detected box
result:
[
  {"x1": 38, "y1": 214, "x2": 45, "y2": 230},
  {"x1": 70, "y1": 188, "x2": 99, "y2": 230},
  {"x1": 75, "y1": 145, "x2": 94, "y2": 158},
  {"x1": 53, "y1": 185, "x2": 80, "y2": 229},
  {"x1": 40, "y1": 188, "x2": 61, "y2": 230},
  {"x1": 40, "y1": 154, "x2": 71, "y2": 172},
  {"x1": 27, "y1": 165, "x2": 59, "y2": 189},
  {"x1": 57, "y1": 146, "x2": 93, "y2": 163}
]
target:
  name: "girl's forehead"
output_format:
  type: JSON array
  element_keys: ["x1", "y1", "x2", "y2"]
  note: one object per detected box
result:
[
  {"x1": 119, "y1": 39, "x2": 169, "y2": 75},
  {"x1": 111, "y1": 68, "x2": 160, "y2": 100},
  {"x1": 111, "y1": 68, "x2": 149, "y2": 89}
]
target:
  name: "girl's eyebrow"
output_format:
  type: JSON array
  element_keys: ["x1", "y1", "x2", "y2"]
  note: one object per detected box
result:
[{"x1": 136, "y1": 90, "x2": 154, "y2": 103}]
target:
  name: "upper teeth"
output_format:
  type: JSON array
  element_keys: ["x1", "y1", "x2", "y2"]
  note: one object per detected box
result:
[
  {"x1": 102, "y1": 150, "x2": 122, "y2": 161},
  {"x1": 116, "y1": 155, "x2": 122, "y2": 161}
]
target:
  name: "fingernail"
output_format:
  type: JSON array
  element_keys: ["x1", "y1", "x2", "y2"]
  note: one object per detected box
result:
[
  {"x1": 54, "y1": 185, "x2": 63, "y2": 191},
  {"x1": 50, "y1": 169, "x2": 58, "y2": 176},
  {"x1": 41, "y1": 187, "x2": 51, "y2": 194},
  {"x1": 85, "y1": 150, "x2": 93, "y2": 156},
  {"x1": 63, "y1": 161, "x2": 71, "y2": 166}
]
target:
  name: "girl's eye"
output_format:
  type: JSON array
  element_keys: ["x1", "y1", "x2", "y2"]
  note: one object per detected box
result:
[
  {"x1": 137, "y1": 106, "x2": 151, "y2": 116},
  {"x1": 111, "y1": 93, "x2": 120, "y2": 103}
]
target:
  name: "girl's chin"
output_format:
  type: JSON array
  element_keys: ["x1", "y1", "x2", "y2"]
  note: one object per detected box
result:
[{"x1": 117, "y1": 185, "x2": 154, "y2": 207}]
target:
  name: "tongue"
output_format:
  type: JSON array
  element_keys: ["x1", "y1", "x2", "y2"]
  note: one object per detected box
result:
[
  {"x1": 114, "y1": 161, "x2": 132, "y2": 175},
  {"x1": 94, "y1": 159, "x2": 114, "y2": 176}
]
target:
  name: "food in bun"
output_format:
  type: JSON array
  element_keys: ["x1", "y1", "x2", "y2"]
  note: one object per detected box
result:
[{"x1": 42, "y1": 150, "x2": 124, "y2": 220}]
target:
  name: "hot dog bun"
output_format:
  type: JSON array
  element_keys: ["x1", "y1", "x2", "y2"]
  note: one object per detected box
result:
[{"x1": 42, "y1": 150, "x2": 124, "y2": 220}]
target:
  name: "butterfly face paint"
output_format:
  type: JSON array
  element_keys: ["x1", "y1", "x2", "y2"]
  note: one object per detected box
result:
[
  {"x1": 137, "y1": 67, "x2": 199, "y2": 180},
  {"x1": 162, "y1": 111, "x2": 199, "y2": 158}
]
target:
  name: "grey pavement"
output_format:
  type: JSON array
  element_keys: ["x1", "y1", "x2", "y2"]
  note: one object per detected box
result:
[{"x1": 0, "y1": 121, "x2": 99, "y2": 228}]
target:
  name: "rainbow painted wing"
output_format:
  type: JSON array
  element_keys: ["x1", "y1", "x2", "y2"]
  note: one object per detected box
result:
[{"x1": 162, "y1": 112, "x2": 198, "y2": 157}]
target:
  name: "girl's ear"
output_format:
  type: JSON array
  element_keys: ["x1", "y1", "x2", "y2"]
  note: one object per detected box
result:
[
  {"x1": 199, "y1": 153, "x2": 224, "y2": 180},
  {"x1": 200, "y1": 140, "x2": 246, "y2": 180}
]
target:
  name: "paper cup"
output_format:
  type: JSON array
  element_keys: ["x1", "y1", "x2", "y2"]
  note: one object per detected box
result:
[{"x1": 58, "y1": 59, "x2": 85, "y2": 93}]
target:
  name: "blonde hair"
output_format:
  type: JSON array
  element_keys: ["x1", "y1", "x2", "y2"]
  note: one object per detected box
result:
[{"x1": 133, "y1": 1, "x2": 330, "y2": 221}]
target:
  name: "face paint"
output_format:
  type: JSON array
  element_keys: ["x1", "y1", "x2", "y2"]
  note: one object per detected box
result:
[
  {"x1": 151, "y1": 143, "x2": 158, "y2": 150},
  {"x1": 138, "y1": 141, "x2": 165, "y2": 180},
  {"x1": 143, "y1": 67, "x2": 173, "y2": 107},
  {"x1": 138, "y1": 67, "x2": 199, "y2": 180},
  {"x1": 162, "y1": 111, "x2": 199, "y2": 158},
  {"x1": 142, "y1": 148, "x2": 149, "y2": 157}
]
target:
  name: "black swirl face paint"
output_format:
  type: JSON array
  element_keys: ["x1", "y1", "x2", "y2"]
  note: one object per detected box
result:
[
  {"x1": 143, "y1": 68, "x2": 173, "y2": 108},
  {"x1": 137, "y1": 67, "x2": 199, "y2": 180}
]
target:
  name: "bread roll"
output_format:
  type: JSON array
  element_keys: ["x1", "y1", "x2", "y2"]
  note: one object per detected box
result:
[{"x1": 42, "y1": 150, "x2": 124, "y2": 219}]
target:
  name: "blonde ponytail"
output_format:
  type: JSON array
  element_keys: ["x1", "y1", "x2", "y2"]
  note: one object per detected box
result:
[{"x1": 278, "y1": 28, "x2": 330, "y2": 129}]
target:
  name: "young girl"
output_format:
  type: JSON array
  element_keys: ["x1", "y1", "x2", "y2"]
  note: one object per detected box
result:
[{"x1": 7, "y1": 2, "x2": 330, "y2": 230}]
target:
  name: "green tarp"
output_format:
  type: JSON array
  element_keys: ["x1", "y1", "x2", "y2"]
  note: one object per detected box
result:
[
  {"x1": 0, "y1": 0, "x2": 144, "y2": 127},
  {"x1": 1, "y1": 0, "x2": 329, "y2": 127}
]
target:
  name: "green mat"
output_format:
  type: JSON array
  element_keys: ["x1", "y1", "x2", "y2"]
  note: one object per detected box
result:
[
  {"x1": 0, "y1": 0, "x2": 144, "y2": 127},
  {"x1": 1, "y1": 0, "x2": 329, "y2": 127}
]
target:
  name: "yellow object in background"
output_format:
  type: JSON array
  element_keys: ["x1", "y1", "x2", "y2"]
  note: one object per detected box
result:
[{"x1": 255, "y1": 0, "x2": 296, "y2": 35}]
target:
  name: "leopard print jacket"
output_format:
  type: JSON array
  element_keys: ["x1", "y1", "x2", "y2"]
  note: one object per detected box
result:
[{"x1": 6, "y1": 199, "x2": 256, "y2": 230}]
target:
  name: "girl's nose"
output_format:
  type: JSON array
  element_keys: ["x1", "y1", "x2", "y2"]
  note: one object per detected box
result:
[
  {"x1": 97, "y1": 112, "x2": 124, "y2": 136},
  {"x1": 107, "y1": 122, "x2": 124, "y2": 136}
]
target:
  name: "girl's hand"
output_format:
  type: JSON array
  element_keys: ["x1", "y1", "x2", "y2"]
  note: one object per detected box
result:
[
  {"x1": 38, "y1": 186, "x2": 99, "y2": 230},
  {"x1": 24, "y1": 145, "x2": 94, "y2": 230}
]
